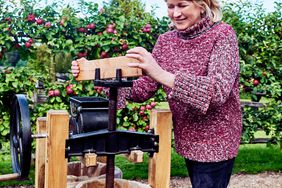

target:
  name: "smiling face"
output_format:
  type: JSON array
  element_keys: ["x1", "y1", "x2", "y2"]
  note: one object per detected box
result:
[{"x1": 166, "y1": 0, "x2": 203, "y2": 31}]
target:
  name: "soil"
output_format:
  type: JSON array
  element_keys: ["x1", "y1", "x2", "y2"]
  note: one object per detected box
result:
[{"x1": 1, "y1": 172, "x2": 281, "y2": 188}]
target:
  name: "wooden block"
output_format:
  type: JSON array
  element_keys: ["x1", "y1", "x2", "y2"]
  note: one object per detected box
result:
[
  {"x1": 148, "y1": 109, "x2": 172, "y2": 188},
  {"x1": 35, "y1": 117, "x2": 47, "y2": 188},
  {"x1": 126, "y1": 150, "x2": 144, "y2": 163},
  {"x1": 76, "y1": 56, "x2": 142, "y2": 81},
  {"x1": 83, "y1": 153, "x2": 97, "y2": 167},
  {"x1": 97, "y1": 156, "x2": 107, "y2": 163},
  {"x1": 45, "y1": 110, "x2": 69, "y2": 188}
]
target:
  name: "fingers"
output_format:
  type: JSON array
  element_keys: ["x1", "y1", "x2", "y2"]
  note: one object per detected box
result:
[
  {"x1": 125, "y1": 53, "x2": 144, "y2": 63},
  {"x1": 127, "y1": 47, "x2": 147, "y2": 55}
]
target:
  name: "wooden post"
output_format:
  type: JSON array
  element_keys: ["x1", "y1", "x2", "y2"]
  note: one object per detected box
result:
[
  {"x1": 35, "y1": 117, "x2": 47, "y2": 188},
  {"x1": 148, "y1": 109, "x2": 172, "y2": 188},
  {"x1": 45, "y1": 110, "x2": 69, "y2": 188}
]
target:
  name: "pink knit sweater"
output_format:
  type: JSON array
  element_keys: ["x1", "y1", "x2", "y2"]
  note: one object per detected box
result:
[{"x1": 124, "y1": 17, "x2": 242, "y2": 162}]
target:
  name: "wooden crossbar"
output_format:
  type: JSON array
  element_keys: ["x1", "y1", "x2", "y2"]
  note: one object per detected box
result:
[{"x1": 76, "y1": 56, "x2": 142, "y2": 81}]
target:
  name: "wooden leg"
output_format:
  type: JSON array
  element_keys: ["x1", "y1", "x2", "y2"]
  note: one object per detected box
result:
[
  {"x1": 148, "y1": 109, "x2": 172, "y2": 188},
  {"x1": 45, "y1": 110, "x2": 69, "y2": 188},
  {"x1": 35, "y1": 117, "x2": 47, "y2": 188}
]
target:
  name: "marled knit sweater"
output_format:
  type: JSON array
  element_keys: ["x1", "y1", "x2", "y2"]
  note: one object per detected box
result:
[{"x1": 123, "y1": 17, "x2": 242, "y2": 162}]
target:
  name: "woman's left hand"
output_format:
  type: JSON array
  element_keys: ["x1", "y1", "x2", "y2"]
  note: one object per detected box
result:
[{"x1": 126, "y1": 47, "x2": 175, "y2": 88}]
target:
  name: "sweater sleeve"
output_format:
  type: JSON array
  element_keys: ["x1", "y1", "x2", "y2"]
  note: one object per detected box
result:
[{"x1": 168, "y1": 27, "x2": 240, "y2": 114}]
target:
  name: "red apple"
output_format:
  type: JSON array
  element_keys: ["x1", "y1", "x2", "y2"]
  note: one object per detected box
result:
[
  {"x1": 122, "y1": 43, "x2": 128, "y2": 50},
  {"x1": 100, "y1": 51, "x2": 108, "y2": 58},
  {"x1": 78, "y1": 27, "x2": 86, "y2": 33},
  {"x1": 87, "y1": 23, "x2": 95, "y2": 30},
  {"x1": 253, "y1": 79, "x2": 259, "y2": 86},
  {"x1": 106, "y1": 27, "x2": 114, "y2": 33},
  {"x1": 66, "y1": 85, "x2": 74, "y2": 95},
  {"x1": 45, "y1": 22, "x2": 51, "y2": 28},
  {"x1": 36, "y1": 18, "x2": 44, "y2": 25},
  {"x1": 77, "y1": 51, "x2": 87, "y2": 58},
  {"x1": 53, "y1": 89, "x2": 60, "y2": 96},
  {"x1": 140, "y1": 106, "x2": 146, "y2": 111},
  {"x1": 144, "y1": 125, "x2": 149, "y2": 132},
  {"x1": 146, "y1": 104, "x2": 152, "y2": 110},
  {"x1": 27, "y1": 14, "x2": 36, "y2": 22},
  {"x1": 150, "y1": 101, "x2": 157, "y2": 107},
  {"x1": 48, "y1": 90, "x2": 54, "y2": 97},
  {"x1": 139, "y1": 111, "x2": 145, "y2": 116},
  {"x1": 25, "y1": 42, "x2": 31, "y2": 48}
]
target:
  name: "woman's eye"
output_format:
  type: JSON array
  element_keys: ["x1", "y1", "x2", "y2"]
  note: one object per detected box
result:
[{"x1": 179, "y1": 4, "x2": 189, "y2": 8}]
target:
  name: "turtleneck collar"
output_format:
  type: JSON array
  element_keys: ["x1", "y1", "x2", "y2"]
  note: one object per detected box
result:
[{"x1": 176, "y1": 16, "x2": 216, "y2": 40}]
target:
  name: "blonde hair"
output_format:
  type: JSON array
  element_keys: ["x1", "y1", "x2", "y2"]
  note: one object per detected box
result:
[
  {"x1": 164, "y1": 0, "x2": 222, "y2": 22},
  {"x1": 194, "y1": 0, "x2": 222, "y2": 22}
]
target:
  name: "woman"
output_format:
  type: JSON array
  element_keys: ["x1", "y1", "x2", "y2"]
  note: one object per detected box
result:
[{"x1": 72, "y1": 0, "x2": 242, "y2": 187}]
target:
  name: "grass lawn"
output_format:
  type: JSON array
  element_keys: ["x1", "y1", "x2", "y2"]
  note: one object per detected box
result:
[{"x1": 2, "y1": 143, "x2": 281, "y2": 186}]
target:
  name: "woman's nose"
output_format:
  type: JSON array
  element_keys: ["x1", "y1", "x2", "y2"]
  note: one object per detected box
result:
[{"x1": 173, "y1": 7, "x2": 182, "y2": 18}]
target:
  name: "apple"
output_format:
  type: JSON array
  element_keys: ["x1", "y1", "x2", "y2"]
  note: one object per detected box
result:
[
  {"x1": 150, "y1": 101, "x2": 157, "y2": 107},
  {"x1": 140, "y1": 106, "x2": 146, "y2": 111},
  {"x1": 106, "y1": 27, "x2": 114, "y2": 33},
  {"x1": 142, "y1": 23, "x2": 152, "y2": 33},
  {"x1": 66, "y1": 85, "x2": 74, "y2": 95},
  {"x1": 262, "y1": 71, "x2": 267, "y2": 76},
  {"x1": 25, "y1": 42, "x2": 32, "y2": 48},
  {"x1": 48, "y1": 90, "x2": 54, "y2": 97},
  {"x1": 253, "y1": 79, "x2": 259, "y2": 86},
  {"x1": 87, "y1": 23, "x2": 95, "y2": 30},
  {"x1": 77, "y1": 51, "x2": 87, "y2": 58},
  {"x1": 100, "y1": 51, "x2": 108, "y2": 58},
  {"x1": 122, "y1": 43, "x2": 128, "y2": 50},
  {"x1": 27, "y1": 14, "x2": 36, "y2": 22},
  {"x1": 45, "y1": 22, "x2": 51, "y2": 28},
  {"x1": 139, "y1": 111, "x2": 145, "y2": 116},
  {"x1": 0, "y1": 52, "x2": 3, "y2": 59},
  {"x1": 94, "y1": 86, "x2": 103, "y2": 94},
  {"x1": 146, "y1": 104, "x2": 152, "y2": 110},
  {"x1": 144, "y1": 125, "x2": 149, "y2": 132},
  {"x1": 53, "y1": 89, "x2": 60, "y2": 96},
  {"x1": 78, "y1": 27, "x2": 86, "y2": 33},
  {"x1": 36, "y1": 18, "x2": 44, "y2": 25}
]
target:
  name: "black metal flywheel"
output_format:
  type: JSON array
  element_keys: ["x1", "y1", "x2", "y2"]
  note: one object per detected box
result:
[{"x1": 9, "y1": 94, "x2": 32, "y2": 178}]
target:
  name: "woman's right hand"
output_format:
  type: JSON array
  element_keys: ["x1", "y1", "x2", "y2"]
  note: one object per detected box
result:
[{"x1": 71, "y1": 58, "x2": 87, "y2": 77}]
